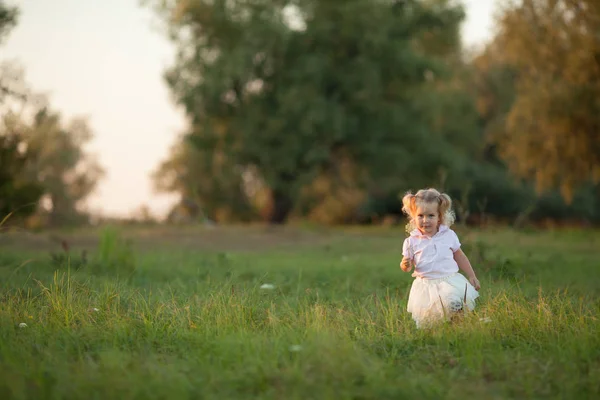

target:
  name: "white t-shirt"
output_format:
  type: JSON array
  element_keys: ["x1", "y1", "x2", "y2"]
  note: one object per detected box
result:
[{"x1": 402, "y1": 224, "x2": 461, "y2": 279}]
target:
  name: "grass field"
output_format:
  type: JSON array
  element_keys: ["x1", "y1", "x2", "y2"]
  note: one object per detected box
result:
[{"x1": 0, "y1": 224, "x2": 599, "y2": 399}]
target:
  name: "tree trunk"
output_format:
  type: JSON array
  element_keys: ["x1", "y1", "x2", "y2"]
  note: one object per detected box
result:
[{"x1": 268, "y1": 189, "x2": 293, "y2": 224}]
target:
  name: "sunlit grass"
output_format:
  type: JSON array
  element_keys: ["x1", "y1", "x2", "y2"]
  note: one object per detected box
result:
[{"x1": 0, "y1": 226, "x2": 599, "y2": 399}]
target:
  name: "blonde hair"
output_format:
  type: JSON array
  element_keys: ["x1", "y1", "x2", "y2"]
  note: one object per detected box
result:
[{"x1": 401, "y1": 188, "x2": 455, "y2": 232}]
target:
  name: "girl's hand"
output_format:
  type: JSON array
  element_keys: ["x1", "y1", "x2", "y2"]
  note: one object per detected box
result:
[
  {"x1": 469, "y1": 275, "x2": 481, "y2": 291},
  {"x1": 400, "y1": 257, "x2": 413, "y2": 272}
]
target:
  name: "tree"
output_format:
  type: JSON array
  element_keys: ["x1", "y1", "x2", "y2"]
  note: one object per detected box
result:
[
  {"x1": 0, "y1": 3, "x2": 43, "y2": 221},
  {"x1": 0, "y1": 3, "x2": 104, "y2": 227},
  {"x1": 470, "y1": 42, "x2": 518, "y2": 165},
  {"x1": 0, "y1": 130, "x2": 44, "y2": 220},
  {"x1": 146, "y1": 0, "x2": 466, "y2": 223},
  {"x1": 0, "y1": 1, "x2": 17, "y2": 44},
  {"x1": 20, "y1": 107, "x2": 105, "y2": 226},
  {"x1": 152, "y1": 133, "x2": 254, "y2": 223},
  {"x1": 491, "y1": 0, "x2": 600, "y2": 202},
  {"x1": 1, "y1": 1, "x2": 20, "y2": 100}
]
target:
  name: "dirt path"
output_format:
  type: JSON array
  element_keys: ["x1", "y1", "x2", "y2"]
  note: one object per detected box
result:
[{"x1": 0, "y1": 224, "x2": 349, "y2": 253}]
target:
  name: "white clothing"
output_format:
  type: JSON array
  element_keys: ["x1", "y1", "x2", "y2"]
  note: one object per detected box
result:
[
  {"x1": 402, "y1": 225, "x2": 479, "y2": 327},
  {"x1": 407, "y1": 272, "x2": 479, "y2": 328},
  {"x1": 402, "y1": 224, "x2": 461, "y2": 279}
]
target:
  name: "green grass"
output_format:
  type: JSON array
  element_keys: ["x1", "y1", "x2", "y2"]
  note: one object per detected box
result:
[{"x1": 0, "y1": 225, "x2": 599, "y2": 399}]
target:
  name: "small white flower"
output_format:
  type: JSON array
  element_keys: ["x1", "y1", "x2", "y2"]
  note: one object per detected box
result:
[
  {"x1": 260, "y1": 284, "x2": 275, "y2": 290},
  {"x1": 18, "y1": 322, "x2": 27, "y2": 328},
  {"x1": 91, "y1": 307, "x2": 99, "y2": 312},
  {"x1": 289, "y1": 345, "x2": 303, "y2": 352},
  {"x1": 479, "y1": 317, "x2": 492, "y2": 323}
]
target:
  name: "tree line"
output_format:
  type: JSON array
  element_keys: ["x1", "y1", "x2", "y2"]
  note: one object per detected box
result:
[
  {"x1": 2, "y1": 1, "x2": 598, "y2": 228},
  {"x1": 146, "y1": 0, "x2": 600, "y2": 226}
]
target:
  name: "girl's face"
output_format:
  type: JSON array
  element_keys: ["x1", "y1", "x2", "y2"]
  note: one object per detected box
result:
[{"x1": 415, "y1": 202, "x2": 440, "y2": 236}]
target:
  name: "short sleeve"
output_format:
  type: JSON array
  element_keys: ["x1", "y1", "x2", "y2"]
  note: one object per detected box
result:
[
  {"x1": 402, "y1": 238, "x2": 413, "y2": 258},
  {"x1": 448, "y1": 230, "x2": 461, "y2": 252}
]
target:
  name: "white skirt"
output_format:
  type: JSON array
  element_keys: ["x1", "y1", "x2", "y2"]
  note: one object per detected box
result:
[{"x1": 407, "y1": 272, "x2": 479, "y2": 328}]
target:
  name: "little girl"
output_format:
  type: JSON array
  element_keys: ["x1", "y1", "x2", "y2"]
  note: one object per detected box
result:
[{"x1": 399, "y1": 188, "x2": 480, "y2": 328}]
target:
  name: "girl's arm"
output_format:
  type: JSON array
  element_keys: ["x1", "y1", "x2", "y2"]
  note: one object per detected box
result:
[
  {"x1": 453, "y1": 249, "x2": 481, "y2": 290},
  {"x1": 401, "y1": 238, "x2": 413, "y2": 272}
]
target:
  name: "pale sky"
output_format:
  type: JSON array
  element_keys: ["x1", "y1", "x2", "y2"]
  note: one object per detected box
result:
[{"x1": 2, "y1": 0, "x2": 498, "y2": 219}]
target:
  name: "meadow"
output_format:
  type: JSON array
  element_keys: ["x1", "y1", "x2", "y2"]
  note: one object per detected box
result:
[{"x1": 0, "y1": 224, "x2": 598, "y2": 399}]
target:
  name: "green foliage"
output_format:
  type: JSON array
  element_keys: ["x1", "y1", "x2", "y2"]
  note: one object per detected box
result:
[
  {"x1": 490, "y1": 0, "x2": 600, "y2": 201},
  {"x1": 530, "y1": 184, "x2": 600, "y2": 223},
  {"x1": 0, "y1": 3, "x2": 42, "y2": 220},
  {"x1": 0, "y1": 0, "x2": 19, "y2": 50},
  {"x1": 152, "y1": 134, "x2": 255, "y2": 223},
  {"x1": 92, "y1": 226, "x2": 137, "y2": 277},
  {"x1": 0, "y1": 105, "x2": 104, "y2": 227},
  {"x1": 46, "y1": 227, "x2": 137, "y2": 277},
  {"x1": 0, "y1": 132, "x2": 44, "y2": 219},
  {"x1": 444, "y1": 161, "x2": 600, "y2": 225},
  {"x1": 446, "y1": 161, "x2": 532, "y2": 219},
  {"x1": 148, "y1": 0, "x2": 468, "y2": 223},
  {"x1": 0, "y1": 1, "x2": 18, "y2": 45},
  {"x1": 21, "y1": 107, "x2": 105, "y2": 226},
  {"x1": 0, "y1": 227, "x2": 599, "y2": 398},
  {"x1": 0, "y1": 105, "x2": 105, "y2": 228}
]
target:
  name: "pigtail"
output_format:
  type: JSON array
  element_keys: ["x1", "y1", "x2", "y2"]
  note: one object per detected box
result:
[
  {"x1": 438, "y1": 192, "x2": 456, "y2": 227},
  {"x1": 438, "y1": 193, "x2": 452, "y2": 215},
  {"x1": 401, "y1": 192, "x2": 416, "y2": 217},
  {"x1": 401, "y1": 192, "x2": 417, "y2": 233}
]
